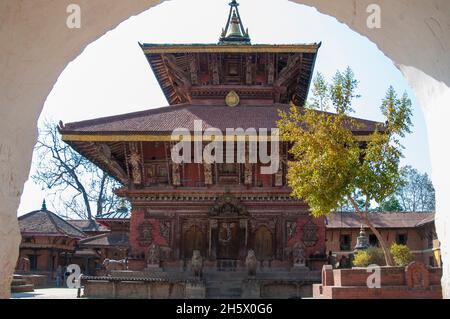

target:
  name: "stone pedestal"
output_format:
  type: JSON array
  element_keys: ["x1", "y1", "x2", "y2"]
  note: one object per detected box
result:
[
  {"x1": 185, "y1": 283, "x2": 206, "y2": 299},
  {"x1": 242, "y1": 280, "x2": 260, "y2": 299}
]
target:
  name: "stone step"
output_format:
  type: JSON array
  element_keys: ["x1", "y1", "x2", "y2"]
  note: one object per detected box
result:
[
  {"x1": 206, "y1": 286, "x2": 242, "y2": 299},
  {"x1": 11, "y1": 279, "x2": 27, "y2": 286},
  {"x1": 13, "y1": 274, "x2": 24, "y2": 280},
  {"x1": 11, "y1": 284, "x2": 34, "y2": 293}
]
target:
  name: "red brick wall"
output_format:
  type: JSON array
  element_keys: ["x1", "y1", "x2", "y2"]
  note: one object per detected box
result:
[
  {"x1": 287, "y1": 216, "x2": 326, "y2": 256},
  {"x1": 129, "y1": 209, "x2": 169, "y2": 257}
]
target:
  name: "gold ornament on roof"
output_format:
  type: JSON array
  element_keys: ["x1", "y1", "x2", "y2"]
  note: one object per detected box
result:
[{"x1": 225, "y1": 90, "x2": 240, "y2": 107}]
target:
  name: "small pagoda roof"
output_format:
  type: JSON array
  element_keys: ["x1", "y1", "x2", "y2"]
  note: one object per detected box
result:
[
  {"x1": 78, "y1": 232, "x2": 129, "y2": 248},
  {"x1": 60, "y1": 104, "x2": 381, "y2": 140},
  {"x1": 19, "y1": 202, "x2": 86, "y2": 239},
  {"x1": 326, "y1": 212, "x2": 435, "y2": 229},
  {"x1": 67, "y1": 219, "x2": 110, "y2": 233},
  {"x1": 96, "y1": 208, "x2": 130, "y2": 220}
]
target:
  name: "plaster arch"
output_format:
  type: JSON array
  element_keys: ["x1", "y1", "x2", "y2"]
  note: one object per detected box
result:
[{"x1": 0, "y1": 0, "x2": 449, "y2": 298}]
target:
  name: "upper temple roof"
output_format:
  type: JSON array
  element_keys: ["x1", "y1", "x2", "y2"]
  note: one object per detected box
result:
[
  {"x1": 138, "y1": 0, "x2": 320, "y2": 106},
  {"x1": 139, "y1": 43, "x2": 321, "y2": 107}
]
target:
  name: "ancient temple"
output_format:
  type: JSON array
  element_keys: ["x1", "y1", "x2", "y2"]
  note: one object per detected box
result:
[{"x1": 59, "y1": 1, "x2": 380, "y2": 277}]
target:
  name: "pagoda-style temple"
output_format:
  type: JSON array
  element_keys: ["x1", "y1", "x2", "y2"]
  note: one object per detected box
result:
[{"x1": 59, "y1": 1, "x2": 382, "y2": 296}]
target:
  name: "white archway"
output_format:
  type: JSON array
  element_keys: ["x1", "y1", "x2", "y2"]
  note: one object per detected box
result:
[{"x1": 1, "y1": 0, "x2": 449, "y2": 298}]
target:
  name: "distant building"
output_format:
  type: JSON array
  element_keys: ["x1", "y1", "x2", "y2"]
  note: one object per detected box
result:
[
  {"x1": 17, "y1": 200, "x2": 86, "y2": 279},
  {"x1": 325, "y1": 212, "x2": 441, "y2": 267},
  {"x1": 16, "y1": 200, "x2": 129, "y2": 279},
  {"x1": 77, "y1": 203, "x2": 130, "y2": 265}
]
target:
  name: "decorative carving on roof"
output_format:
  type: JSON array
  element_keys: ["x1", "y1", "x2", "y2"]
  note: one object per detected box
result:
[
  {"x1": 302, "y1": 219, "x2": 318, "y2": 247},
  {"x1": 188, "y1": 54, "x2": 198, "y2": 85},
  {"x1": 128, "y1": 142, "x2": 142, "y2": 185},
  {"x1": 267, "y1": 54, "x2": 275, "y2": 85},
  {"x1": 90, "y1": 142, "x2": 129, "y2": 184},
  {"x1": 274, "y1": 167, "x2": 283, "y2": 187},
  {"x1": 244, "y1": 163, "x2": 252, "y2": 185},
  {"x1": 209, "y1": 193, "x2": 248, "y2": 217},
  {"x1": 171, "y1": 163, "x2": 181, "y2": 186},
  {"x1": 225, "y1": 90, "x2": 240, "y2": 107},
  {"x1": 245, "y1": 56, "x2": 253, "y2": 85},
  {"x1": 274, "y1": 54, "x2": 302, "y2": 87},
  {"x1": 211, "y1": 54, "x2": 220, "y2": 85},
  {"x1": 204, "y1": 163, "x2": 213, "y2": 185},
  {"x1": 162, "y1": 54, "x2": 191, "y2": 103}
]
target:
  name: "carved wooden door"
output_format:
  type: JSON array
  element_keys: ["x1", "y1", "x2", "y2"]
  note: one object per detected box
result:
[
  {"x1": 254, "y1": 226, "x2": 273, "y2": 260},
  {"x1": 183, "y1": 225, "x2": 204, "y2": 259}
]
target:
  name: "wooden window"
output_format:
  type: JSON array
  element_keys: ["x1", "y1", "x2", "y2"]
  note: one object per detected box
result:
[
  {"x1": 396, "y1": 233, "x2": 408, "y2": 245},
  {"x1": 369, "y1": 234, "x2": 379, "y2": 247},
  {"x1": 340, "y1": 234, "x2": 351, "y2": 251}
]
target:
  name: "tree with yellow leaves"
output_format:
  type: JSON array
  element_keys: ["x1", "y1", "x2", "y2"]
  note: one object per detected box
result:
[{"x1": 277, "y1": 68, "x2": 412, "y2": 266}]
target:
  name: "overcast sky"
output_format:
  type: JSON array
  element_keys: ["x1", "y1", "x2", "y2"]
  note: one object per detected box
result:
[{"x1": 17, "y1": 0, "x2": 432, "y2": 215}]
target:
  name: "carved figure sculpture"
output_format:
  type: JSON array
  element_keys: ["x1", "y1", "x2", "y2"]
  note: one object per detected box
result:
[
  {"x1": 191, "y1": 250, "x2": 203, "y2": 279},
  {"x1": 245, "y1": 250, "x2": 258, "y2": 276}
]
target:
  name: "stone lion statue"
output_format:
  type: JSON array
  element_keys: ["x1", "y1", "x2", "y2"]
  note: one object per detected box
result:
[
  {"x1": 245, "y1": 250, "x2": 258, "y2": 276},
  {"x1": 191, "y1": 250, "x2": 203, "y2": 279},
  {"x1": 16, "y1": 256, "x2": 31, "y2": 273},
  {"x1": 103, "y1": 258, "x2": 127, "y2": 272}
]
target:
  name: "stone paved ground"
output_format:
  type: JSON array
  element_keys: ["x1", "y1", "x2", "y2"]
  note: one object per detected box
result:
[{"x1": 11, "y1": 288, "x2": 81, "y2": 299}]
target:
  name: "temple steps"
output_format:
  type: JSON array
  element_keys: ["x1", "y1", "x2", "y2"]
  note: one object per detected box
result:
[
  {"x1": 205, "y1": 280, "x2": 243, "y2": 299},
  {"x1": 11, "y1": 274, "x2": 35, "y2": 293}
]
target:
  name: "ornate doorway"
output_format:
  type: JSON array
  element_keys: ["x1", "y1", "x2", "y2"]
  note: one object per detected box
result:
[
  {"x1": 183, "y1": 225, "x2": 205, "y2": 259},
  {"x1": 254, "y1": 225, "x2": 274, "y2": 261},
  {"x1": 217, "y1": 221, "x2": 240, "y2": 260}
]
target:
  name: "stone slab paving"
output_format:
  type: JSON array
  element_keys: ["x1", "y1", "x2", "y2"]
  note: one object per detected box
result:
[{"x1": 11, "y1": 288, "x2": 81, "y2": 299}]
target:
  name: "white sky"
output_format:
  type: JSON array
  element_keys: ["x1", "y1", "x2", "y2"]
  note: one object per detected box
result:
[{"x1": 17, "y1": 0, "x2": 432, "y2": 215}]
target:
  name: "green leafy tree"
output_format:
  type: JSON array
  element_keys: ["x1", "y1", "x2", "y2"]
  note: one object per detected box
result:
[
  {"x1": 378, "y1": 196, "x2": 403, "y2": 212},
  {"x1": 278, "y1": 69, "x2": 413, "y2": 266}
]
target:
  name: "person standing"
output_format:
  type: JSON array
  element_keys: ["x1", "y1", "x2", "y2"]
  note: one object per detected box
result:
[{"x1": 56, "y1": 265, "x2": 62, "y2": 287}]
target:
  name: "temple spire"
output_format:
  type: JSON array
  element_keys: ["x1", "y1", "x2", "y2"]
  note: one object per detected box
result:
[
  {"x1": 219, "y1": 0, "x2": 251, "y2": 45},
  {"x1": 41, "y1": 199, "x2": 47, "y2": 211}
]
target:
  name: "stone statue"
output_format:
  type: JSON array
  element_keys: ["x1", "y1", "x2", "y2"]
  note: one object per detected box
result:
[
  {"x1": 292, "y1": 243, "x2": 306, "y2": 266},
  {"x1": 103, "y1": 258, "x2": 127, "y2": 272},
  {"x1": 147, "y1": 244, "x2": 160, "y2": 267},
  {"x1": 245, "y1": 250, "x2": 258, "y2": 276},
  {"x1": 16, "y1": 256, "x2": 30, "y2": 273},
  {"x1": 191, "y1": 250, "x2": 203, "y2": 279}
]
